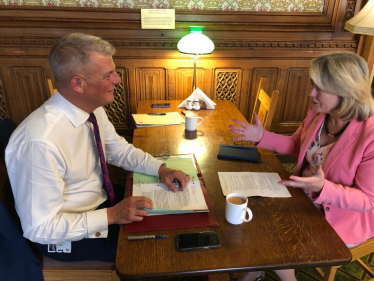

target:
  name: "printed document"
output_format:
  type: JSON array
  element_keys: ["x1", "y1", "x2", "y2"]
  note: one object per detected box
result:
[
  {"x1": 132, "y1": 155, "x2": 208, "y2": 215},
  {"x1": 132, "y1": 180, "x2": 208, "y2": 215},
  {"x1": 218, "y1": 172, "x2": 291, "y2": 198}
]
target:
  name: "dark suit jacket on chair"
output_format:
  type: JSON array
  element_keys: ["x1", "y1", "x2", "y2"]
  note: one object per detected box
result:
[{"x1": 0, "y1": 200, "x2": 44, "y2": 281}]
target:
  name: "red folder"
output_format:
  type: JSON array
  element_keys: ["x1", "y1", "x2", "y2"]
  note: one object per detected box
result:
[{"x1": 124, "y1": 155, "x2": 219, "y2": 233}]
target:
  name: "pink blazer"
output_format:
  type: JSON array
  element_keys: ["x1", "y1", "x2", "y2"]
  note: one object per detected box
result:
[{"x1": 257, "y1": 109, "x2": 374, "y2": 244}]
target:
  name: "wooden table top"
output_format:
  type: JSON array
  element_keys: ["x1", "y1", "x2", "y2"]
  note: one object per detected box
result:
[{"x1": 116, "y1": 100, "x2": 351, "y2": 280}]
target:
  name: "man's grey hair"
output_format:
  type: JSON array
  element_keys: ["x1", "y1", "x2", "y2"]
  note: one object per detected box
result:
[{"x1": 48, "y1": 33, "x2": 116, "y2": 88}]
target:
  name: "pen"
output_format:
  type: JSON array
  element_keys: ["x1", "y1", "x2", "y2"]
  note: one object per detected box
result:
[
  {"x1": 147, "y1": 113, "x2": 166, "y2": 116},
  {"x1": 128, "y1": 235, "x2": 168, "y2": 240}
]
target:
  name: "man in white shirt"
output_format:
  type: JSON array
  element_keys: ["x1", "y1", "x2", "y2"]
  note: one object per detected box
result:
[{"x1": 5, "y1": 33, "x2": 190, "y2": 262}]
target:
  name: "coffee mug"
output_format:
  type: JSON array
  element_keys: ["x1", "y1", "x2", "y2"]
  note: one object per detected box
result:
[
  {"x1": 185, "y1": 114, "x2": 203, "y2": 131},
  {"x1": 225, "y1": 193, "x2": 253, "y2": 225}
]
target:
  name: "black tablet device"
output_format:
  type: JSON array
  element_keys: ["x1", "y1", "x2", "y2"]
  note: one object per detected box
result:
[{"x1": 217, "y1": 144, "x2": 259, "y2": 162}]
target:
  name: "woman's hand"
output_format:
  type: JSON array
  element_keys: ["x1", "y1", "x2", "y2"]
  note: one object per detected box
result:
[
  {"x1": 229, "y1": 113, "x2": 265, "y2": 143},
  {"x1": 279, "y1": 165, "x2": 325, "y2": 193}
]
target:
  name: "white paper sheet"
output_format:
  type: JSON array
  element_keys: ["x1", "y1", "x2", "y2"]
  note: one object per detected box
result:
[
  {"x1": 218, "y1": 172, "x2": 291, "y2": 198},
  {"x1": 132, "y1": 180, "x2": 208, "y2": 215},
  {"x1": 132, "y1": 112, "x2": 185, "y2": 128}
]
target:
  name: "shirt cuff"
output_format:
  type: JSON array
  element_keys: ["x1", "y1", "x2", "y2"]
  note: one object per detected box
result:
[
  {"x1": 145, "y1": 156, "x2": 164, "y2": 176},
  {"x1": 86, "y1": 208, "x2": 109, "y2": 239}
]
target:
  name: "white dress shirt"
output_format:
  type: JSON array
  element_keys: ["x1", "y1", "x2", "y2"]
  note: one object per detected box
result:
[{"x1": 5, "y1": 92, "x2": 162, "y2": 244}]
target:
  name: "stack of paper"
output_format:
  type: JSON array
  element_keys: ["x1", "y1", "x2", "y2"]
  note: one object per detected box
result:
[
  {"x1": 218, "y1": 172, "x2": 291, "y2": 198},
  {"x1": 133, "y1": 156, "x2": 208, "y2": 215},
  {"x1": 178, "y1": 88, "x2": 216, "y2": 110},
  {"x1": 132, "y1": 112, "x2": 185, "y2": 128}
]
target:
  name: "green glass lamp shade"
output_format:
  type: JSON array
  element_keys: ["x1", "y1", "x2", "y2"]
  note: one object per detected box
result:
[{"x1": 177, "y1": 26, "x2": 215, "y2": 55}]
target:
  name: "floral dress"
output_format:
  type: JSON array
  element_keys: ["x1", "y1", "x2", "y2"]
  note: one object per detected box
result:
[{"x1": 302, "y1": 119, "x2": 335, "y2": 178}]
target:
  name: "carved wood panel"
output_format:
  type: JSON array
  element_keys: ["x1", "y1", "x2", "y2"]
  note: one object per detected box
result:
[
  {"x1": 135, "y1": 68, "x2": 167, "y2": 102},
  {"x1": 9, "y1": 67, "x2": 49, "y2": 124},
  {"x1": 215, "y1": 69, "x2": 243, "y2": 110},
  {"x1": 102, "y1": 69, "x2": 131, "y2": 132}
]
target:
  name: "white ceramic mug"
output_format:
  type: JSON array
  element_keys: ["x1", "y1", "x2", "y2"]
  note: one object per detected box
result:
[
  {"x1": 185, "y1": 114, "x2": 203, "y2": 131},
  {"x1": 225, "y1": 193, "x2": 253, "y2": 225}
]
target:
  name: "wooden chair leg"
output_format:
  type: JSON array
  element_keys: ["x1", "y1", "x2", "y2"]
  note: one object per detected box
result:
[
  {"x1": 357, "y1": 259, "x2": 374, "y2": 276},
  {"x1": 323, "y1": 266, "x2": 338, "y2": 281}
]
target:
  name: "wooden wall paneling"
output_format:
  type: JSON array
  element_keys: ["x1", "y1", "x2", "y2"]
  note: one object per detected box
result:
[
  {"x1": 102, "y1": 69, "x2": 132, "y2": 134},
  {"x1": 277, "y1": 68, "x2": 312, "y2": 133},
  {"x1": 135, "y1": 68, "x2": 167, "y2": 102},
  {"x1": 202, "y1": 68, "x2": 215, "y2": 101},
  {"x1": 0, "y1": 69, "x2": 8, "y2": 120},
  {"x1": 238, "y1": 69, "x2": 251, "y2": 119},
  {"x1": 272, "y1": 69, "x2": 289, "y2": 129},
  {"x1": 214, "y1": 68, "x2": 243, "y2": 110},
  {"x1": 333, "y1": 0, "x2": 363, "y2": 39},
  {"x1": 247, "y1": 68, "x2": 279, "y2": 125},
  {"x1": 175, "y1": 67, "x2": 206, "y2": 100},
  {"x1": 8, "y1": 66, "x2": 50, "y2": 125},
  {"x1": 0, "y1": 3, "x2": 366, "y2": 134},
  {"x1": 127, "y1": 66, "x2": 137, "y2": 116}
]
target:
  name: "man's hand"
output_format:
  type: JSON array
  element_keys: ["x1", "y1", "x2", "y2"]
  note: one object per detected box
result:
[
  {"x1": 158, "y1": 165, "x2": 190, "y2": 192},
  {"x1": 279, "y1": 165, "x2": 325, "y2": 193},
  {"x1": 107, "y1": 196, "x2": 154, "y2": 225},
  {"x1": 229, "y1": 113, "x2": 265, "y2": 143}
]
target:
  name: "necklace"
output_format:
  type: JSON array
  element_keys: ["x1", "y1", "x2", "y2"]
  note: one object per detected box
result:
[{"x1": 324, "y1": 114, "x2": 350, "y2": 138}]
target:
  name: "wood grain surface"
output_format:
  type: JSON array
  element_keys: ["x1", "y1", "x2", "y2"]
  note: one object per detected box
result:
[{"x1": 116, "y1": 100, "x2": 351, "y2": 280}]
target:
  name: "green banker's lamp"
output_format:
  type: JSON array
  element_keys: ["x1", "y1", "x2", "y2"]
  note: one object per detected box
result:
[{"x1": 177, "y1": 26, "x2": 215, "y2": 92}]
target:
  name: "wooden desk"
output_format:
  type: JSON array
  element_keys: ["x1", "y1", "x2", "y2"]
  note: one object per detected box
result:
[{"x1": 116, "y1": 100, "x2": 351, "y2": 280}]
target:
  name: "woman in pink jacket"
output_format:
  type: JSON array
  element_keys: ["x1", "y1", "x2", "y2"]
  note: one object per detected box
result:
[{"x1": 229, "y1": 52, "x2": 374, "y2": 281}]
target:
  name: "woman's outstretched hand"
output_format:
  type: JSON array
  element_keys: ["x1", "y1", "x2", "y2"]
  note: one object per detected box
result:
[
  {"x1": 279, "y1": 165, "x2": 325, "y2": 193},
  {"x1": 229, "y1": 113, "x2": 265, "y2": 143}
]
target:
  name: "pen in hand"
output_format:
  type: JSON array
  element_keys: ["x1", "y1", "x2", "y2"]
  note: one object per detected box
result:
[{"x1": 128, "y1": 235, "x2": 168, "y2": 240}]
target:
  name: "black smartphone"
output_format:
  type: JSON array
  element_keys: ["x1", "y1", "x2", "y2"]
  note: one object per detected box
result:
[
  {"x1": 176, "y1": 231, "x2": 221, "y2": 251},
  {"x1": 151, "y1": 103, "x2": 170, "y2": 108}
]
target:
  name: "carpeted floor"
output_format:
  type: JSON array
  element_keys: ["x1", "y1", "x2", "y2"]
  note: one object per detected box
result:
[{"x1": 263, "y1": 253, "x2": 374, "y2": 280}]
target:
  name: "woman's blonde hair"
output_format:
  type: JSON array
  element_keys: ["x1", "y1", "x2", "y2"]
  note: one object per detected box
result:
[
  {"x1": 309, "y1": 51, "x2": 374, "y2": 121},
  {"x1": 49, "y1": 33, "x2": 115, "y2": 89}
]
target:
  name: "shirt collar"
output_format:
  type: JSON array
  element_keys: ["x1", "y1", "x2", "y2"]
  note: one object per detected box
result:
[{"x1": 49, "y1": 92, "x2": 90, "y2": 128}]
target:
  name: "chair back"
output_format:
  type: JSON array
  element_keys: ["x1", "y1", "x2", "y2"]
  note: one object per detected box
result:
[
  {"x1": 47, "y1": 79, "x2": 57, "y2": 96},
  {"x1": 250, "y1": 77, "x2": 279, "y2": 131}
]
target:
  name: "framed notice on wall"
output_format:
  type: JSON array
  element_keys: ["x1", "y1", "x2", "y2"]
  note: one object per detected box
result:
[{"x1": 141, "y1": 9, "x2": 175, "y2": 29}]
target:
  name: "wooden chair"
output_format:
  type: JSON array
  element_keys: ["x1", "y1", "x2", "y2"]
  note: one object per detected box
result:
[
  {"x1": 250, "y1": 77, "x2": 279, "y2": 131},
  {"x1": 316, "y1": 238, "x2": 374, "y2": 281},
  {"x1": 47, "y1": 78, "x2": 57, "y2": 96}
]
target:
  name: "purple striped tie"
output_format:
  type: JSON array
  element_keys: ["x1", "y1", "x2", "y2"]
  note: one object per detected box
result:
[{"x1": 88, "y1": 113, "x2": 115, "y2": 205}]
